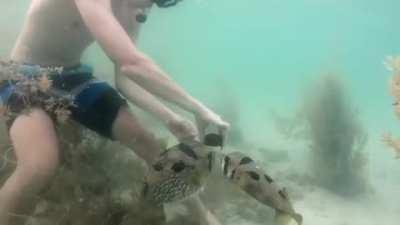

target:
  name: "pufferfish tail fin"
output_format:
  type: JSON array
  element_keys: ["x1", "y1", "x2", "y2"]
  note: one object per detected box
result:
[{"x1": 274, "y1": 211, "x2": 303, "y2": 225}]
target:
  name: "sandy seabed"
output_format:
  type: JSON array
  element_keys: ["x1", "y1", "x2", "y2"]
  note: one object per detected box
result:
[{"x1": 216, "y1": 155, "x2": 400, "y2": 225}]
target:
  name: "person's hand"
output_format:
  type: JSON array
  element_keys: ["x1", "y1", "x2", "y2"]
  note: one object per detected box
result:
[
  {"x1": 195, "y1": 108, "x2": 230, "y2": 145},
  {"x1": 166, "y1": 116, "x2": 199, "y2": 143}
]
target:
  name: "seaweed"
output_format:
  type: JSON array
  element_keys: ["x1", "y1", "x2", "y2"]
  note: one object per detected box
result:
[
  {"x1": 271, "y1": 74, "x2": 371, "y2": 195},
  {"x1": 302, "y1": 74, "x2": 369, "y2": 195},
  {"x1": 0, "y1": 60, "x2": 73, "y2": 123},
  {"x1": 6, "y1": 127, "x2": 150, "y2": 225}
]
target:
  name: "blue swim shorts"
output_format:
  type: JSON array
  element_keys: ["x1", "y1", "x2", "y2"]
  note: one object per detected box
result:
[{"x1": 0, "y1": 64, "x2": 126, "y2": 139}]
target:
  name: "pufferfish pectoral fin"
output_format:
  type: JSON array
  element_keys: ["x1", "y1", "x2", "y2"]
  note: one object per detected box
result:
[{"x1": 274, "y1": 210, "x2": 303, "y2": 225}]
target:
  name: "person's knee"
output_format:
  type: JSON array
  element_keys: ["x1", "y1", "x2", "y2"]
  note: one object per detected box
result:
[
  {"x1": 112, "y1": 107, "x2": 162, "y2": 164},
  {"x1": 113, "y1": 107, "x2": 157, "y2": 143},
  {"x1": 13, "y1": 157, "x2": 59, "y2": 194},
  {"x1": 21, "y1": 155, "x2": 59, "y2": 177}
]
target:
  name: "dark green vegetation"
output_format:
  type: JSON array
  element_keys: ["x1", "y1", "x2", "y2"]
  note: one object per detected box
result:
[
  {"x1": 271, "y1": 75, "x2": 370, "y2": 196},
  {"x1": 303, "y1": 75, "x2": 369, "y2": 195},
  {"x1": 0, "y1": 125, "x2": 149, "y2": 225},
  {"x1": 0, "y1": 124, "x2": 278, "y2": 225}
]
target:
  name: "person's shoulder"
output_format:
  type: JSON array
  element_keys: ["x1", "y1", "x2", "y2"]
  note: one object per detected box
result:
[
  {"x1": 31, "y1": 0, "x2": 81, "y2": 9},
  {"x1": 28, "y1": 0, "x2": 81, "y2": 18}
]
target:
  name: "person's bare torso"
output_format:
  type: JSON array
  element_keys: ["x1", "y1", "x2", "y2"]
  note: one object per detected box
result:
[{"x1": 11, "y1": 0, "x2": 151, "y2": 67}]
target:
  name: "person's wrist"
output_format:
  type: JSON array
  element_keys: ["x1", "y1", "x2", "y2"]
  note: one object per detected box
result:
[
  {"x1": 186, "y1": 98, "x2": 208, "y2": 116},
  {"x1": 193, "y1": 103, "x2": 212, "y2": 120}
]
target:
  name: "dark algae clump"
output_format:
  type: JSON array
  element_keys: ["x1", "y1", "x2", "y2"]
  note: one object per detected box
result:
[{"x1": 303, "y1": 75, "x2": 369, "y2": 196}]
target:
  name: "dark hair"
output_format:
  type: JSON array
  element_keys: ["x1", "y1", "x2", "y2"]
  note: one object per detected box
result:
[{"x1": 153, "y1": 0, "x2": 182, "y2": 8}]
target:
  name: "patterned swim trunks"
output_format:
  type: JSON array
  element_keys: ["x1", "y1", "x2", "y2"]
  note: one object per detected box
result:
[{"x1": 0, "y1": 63, "x2": 126, "y2": 139}]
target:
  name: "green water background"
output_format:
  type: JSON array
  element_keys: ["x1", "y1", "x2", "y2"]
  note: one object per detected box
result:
[{"x1": 1, "y1": 0, "x2": 400, "y2": 180}]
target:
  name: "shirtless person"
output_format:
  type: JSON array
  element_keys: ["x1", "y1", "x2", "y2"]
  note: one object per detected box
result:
[{"x1": 0, "y1": 0, "x2": 230, "y2": 224}]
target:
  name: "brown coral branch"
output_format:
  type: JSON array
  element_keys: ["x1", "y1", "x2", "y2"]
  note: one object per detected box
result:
[{"x1": 381, "y1": 133, "x2": 400, "y2": 159}]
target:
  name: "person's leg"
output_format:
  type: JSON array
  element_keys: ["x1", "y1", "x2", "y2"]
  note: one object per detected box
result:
[
  {"x1": 70, "y1": 77, "x2": 219, "y2": 224},
  {"x1": 111, "y1": 105, "x2": 162, "y2": 165},
  {"x1": 0, "y1": 109, "x2": 60, "y2": 225},
  {"x1": 111, "y1": 107, "x2": 221, "y2": 225}
]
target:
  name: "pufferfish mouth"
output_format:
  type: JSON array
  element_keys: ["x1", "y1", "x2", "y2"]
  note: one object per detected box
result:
[{"x1": 393, "y1": 101, "x2": 399, "y2": 106}]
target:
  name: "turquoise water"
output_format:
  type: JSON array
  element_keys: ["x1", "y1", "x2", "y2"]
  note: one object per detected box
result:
[
  {"x1": 2, "y1": 1, "x2": 400, "y2": 141},
  {"x1": 1, "y1": 1, "x2": 400, "y2": 224},
  {"x1": 142, "y1": 0, "x2": 400, "y2": 153}
]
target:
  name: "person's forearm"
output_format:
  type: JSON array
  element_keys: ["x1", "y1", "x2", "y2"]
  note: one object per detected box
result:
[
  {"x1": 74, "y1": 0, "x2": 208, "y2": 116},
  {"x1": 115, "y1": 71, "x2": 180, "y2": 125},
  {"x1": 74, "y1": 0, "x2": 218, "y2": 129},
  {"x1": 120, "y1": 60, "x2": 209, "y2": 116}
]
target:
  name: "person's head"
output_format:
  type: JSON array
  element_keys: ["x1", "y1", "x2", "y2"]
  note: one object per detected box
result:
[{"x1": 135, "y1": 0, "x2": 184, "y2": 23}]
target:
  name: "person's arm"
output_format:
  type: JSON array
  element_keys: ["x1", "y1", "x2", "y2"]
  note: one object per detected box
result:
[
  {"x1": 73, "y1": 0, "x2": 200, "y2": 111},
  {"x1": 74, "y1": 0, "x2": 229, "y2": 138},
  {"x1": 115, "y1": 68, "x2": 198, "y2": 141}
]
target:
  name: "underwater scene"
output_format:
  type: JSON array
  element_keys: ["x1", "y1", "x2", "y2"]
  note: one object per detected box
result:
[{"x1": 1, "y1": 0, "x2": 400, "y2": 225}]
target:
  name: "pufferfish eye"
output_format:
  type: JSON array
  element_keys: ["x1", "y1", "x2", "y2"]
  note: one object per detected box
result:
[{"x1": 171, "y1": 161, "x2": 186, "y2": 173}]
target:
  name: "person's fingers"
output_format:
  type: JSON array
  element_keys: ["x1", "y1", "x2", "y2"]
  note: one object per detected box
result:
[
  {"x1": 183, "y1": 120, "x2": 198, "y2": 141},
  {"x1": 218, "y1": 118, "x2": 230, "y2": 129},
  {"x1": 167, "y1": 117, "x2": 199, "y2": 143}
]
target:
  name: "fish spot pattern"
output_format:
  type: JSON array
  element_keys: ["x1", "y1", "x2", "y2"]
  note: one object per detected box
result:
[
  {"x1": 264, "y1": 174, "x2": 274, "y2": 183},
  {"x1": 171, "y1": 161, "x2": 186, "y2": 173},
  {"x1": 178, "y1": 143, "x2": 198, "y2": 159},
  {"x1": 223, "y1": 156, "x2": 231, "y2": 176},
  {"x1": 246, "y1": 171, "x2": 260, "y2": 181},
  {"x1": 239, "y1": 157, "x2": 253, "y2": 165}
]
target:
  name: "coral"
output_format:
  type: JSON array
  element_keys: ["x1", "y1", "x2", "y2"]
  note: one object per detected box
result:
[
  {"x1": 384, "y1": 56, "x2": 400, "y2": 119},
  {"x1": 382, "y1": 56, "x2": 400, "y2": 158},
  {"x1": 382, "y1": 132, "x2": 400, "y2": 159}
]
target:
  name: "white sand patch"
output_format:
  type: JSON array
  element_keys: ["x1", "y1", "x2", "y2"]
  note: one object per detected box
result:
[
  {"x1": 213, "y1": 153, "x2": 400, "y2": 225},
  {"x1": 293, "y1": 183, "x2": 400, "y2": 225}
]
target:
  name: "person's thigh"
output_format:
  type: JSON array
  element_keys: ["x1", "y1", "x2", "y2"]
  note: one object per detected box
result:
[
  {"x1": 111, "y1": 106, "x2": 161, "y2": 164},
  {"x1": 9, "y1": 108, "x2": 59, "y2": 182},
  {"x1": 0, "y1": 108, "x2": 59, "y2": 225}
]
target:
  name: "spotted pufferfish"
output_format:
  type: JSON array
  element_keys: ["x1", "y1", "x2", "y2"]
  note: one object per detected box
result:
[{"x1": 142, "y1": 135, "x2": 303, "y2": 225}]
